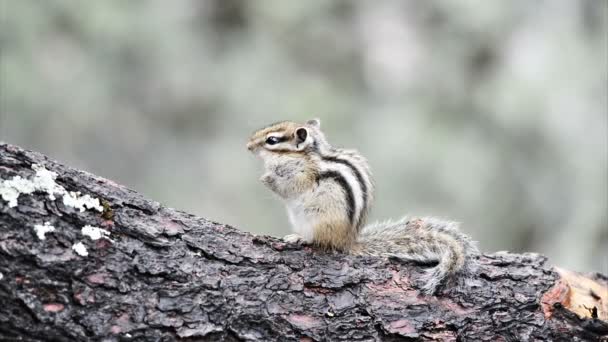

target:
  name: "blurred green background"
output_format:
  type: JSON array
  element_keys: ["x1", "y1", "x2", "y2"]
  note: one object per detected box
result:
[{"x1": 1, "y1": 0, "x2": 606, "y2": 273}]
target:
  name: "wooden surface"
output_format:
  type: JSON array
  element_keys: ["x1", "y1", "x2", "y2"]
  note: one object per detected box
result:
[{"x1": 1, "y1": 143, "x2": 606, "y2": 341}]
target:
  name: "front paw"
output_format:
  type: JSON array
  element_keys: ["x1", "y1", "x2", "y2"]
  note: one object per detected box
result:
[
  {"x1": 283, "y1": 234, "x2": 305, "y2": 244},
  {"x1": 260, "y1": 172, "x2": 279, "y2": 191},
  {"x1": 260, "y1": 172, "x2": 275, "y2": 186}
]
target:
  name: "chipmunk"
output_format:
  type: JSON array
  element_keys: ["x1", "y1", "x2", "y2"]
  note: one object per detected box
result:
[{"x1": 247, "y1": 119, "x2": 478, "y2": 294}]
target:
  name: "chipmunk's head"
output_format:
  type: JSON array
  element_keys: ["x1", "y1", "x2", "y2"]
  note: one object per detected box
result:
[{"x1": 247, "y1": 118, "x2": 325, "y2": 156}]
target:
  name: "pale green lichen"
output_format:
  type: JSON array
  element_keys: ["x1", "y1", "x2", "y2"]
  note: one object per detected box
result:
[
  {"x1": 72, "y1": 242, "x2": 88, "y2": 257},
  {"x1": 33, "y1": 221, "x2": 55, "y2": 240},
  {"x1": 0, "y1": 164, "x2": 102, "y2": 212}
]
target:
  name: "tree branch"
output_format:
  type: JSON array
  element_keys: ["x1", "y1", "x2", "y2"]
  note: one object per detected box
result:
[{"x1": 0, "y1": 143, "x2": 606, "y2": 341}]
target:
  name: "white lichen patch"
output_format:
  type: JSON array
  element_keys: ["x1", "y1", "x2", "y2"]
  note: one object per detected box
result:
[
  {"x1": 34, "y1": 222, "x2": 55, "y2": 240},
  {"x1": 63, "y1": 192, "x2": 103, "y2": 212},
  {"x1": 0, "y1": 164, "x2": 103, "y2": 212},
  {"x1": 81, "y1": 225, "x2": 111, "y2": 241},
  {"x1": 0, "y1": 176, "x2": 36, "y2": 207},
  {"x1": 72, "y1": 242, "x2": 88, "y2": 257},
  {"x1": 31, "y1": 164, "x2": 66, "y2": 200}
]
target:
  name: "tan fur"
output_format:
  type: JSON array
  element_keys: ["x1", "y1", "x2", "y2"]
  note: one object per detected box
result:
[
  {"x1": 246, "y1": 121, "x2": 300, "y2": 152},
  {"x1": 306, "y1": 178, "x2": 356, "y2": 251},
  {"x1": 313, "y1": 219, "x2": 356, "y2": 251}
]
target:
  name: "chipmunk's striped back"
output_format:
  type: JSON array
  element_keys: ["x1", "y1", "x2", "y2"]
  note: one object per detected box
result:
[{"x1": 312, "y1": 146, "x2": 373, "y2": 231}]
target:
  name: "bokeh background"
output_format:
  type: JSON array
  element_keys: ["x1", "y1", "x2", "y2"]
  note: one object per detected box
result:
[{"x1": 1, "y1": 0, "x2": 606, "y2": 273}]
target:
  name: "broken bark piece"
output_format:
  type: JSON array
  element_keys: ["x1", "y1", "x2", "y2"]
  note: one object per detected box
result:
[{"x1": 542, "y1": 267, "x2": 608, "y2": 321}]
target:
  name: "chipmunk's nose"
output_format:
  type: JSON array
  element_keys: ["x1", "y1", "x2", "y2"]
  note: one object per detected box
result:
[{"x1": 246, "y1": 141, "x2": 255, "y2": 151}]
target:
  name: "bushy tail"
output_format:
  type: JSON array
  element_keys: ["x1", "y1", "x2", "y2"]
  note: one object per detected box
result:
[{"x1": 354, "y1": 216, "x2": 479, "y2": 295}]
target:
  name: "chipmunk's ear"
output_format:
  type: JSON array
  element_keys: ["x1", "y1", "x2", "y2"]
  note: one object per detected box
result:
[
  {"x1": 295, "y1": 127, "x2": 308, "y2": 146},
  {"x1": 306, "y1": 118, "x2": 321, "y2": 128}
]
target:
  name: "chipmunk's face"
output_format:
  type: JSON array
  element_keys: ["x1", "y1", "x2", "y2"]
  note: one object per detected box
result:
[
  {"x1": 247, "y1": 119, "x2": 323, "y2": 197},
  {"x1": 246, "y1": 119, "x2": 321, "y2": 158}
]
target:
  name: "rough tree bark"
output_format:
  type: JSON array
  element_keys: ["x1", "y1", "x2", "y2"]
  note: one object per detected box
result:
[{"x1": 0, "y1": 143, "x2": 606, "y2": 342}]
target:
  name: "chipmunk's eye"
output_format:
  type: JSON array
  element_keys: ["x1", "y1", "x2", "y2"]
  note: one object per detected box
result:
[{"x1": 265, "y1": 136, "x2": 281, "y2": 145}]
